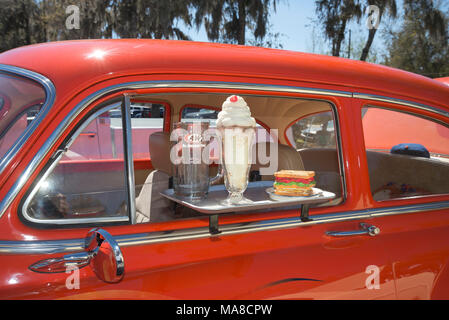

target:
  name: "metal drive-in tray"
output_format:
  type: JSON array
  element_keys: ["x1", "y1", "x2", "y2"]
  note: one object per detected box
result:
[
  {"x1": 161, "y1": 181, "x2": 335, "y2": 235},
  {"x1": 161, "y1": 181, "x2": 335, "y2": 215}
]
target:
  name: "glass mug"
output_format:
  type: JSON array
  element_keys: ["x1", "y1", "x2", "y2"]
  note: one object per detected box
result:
[{"x1": 171, "y1": 121, "x2": 222, "y2": 201}]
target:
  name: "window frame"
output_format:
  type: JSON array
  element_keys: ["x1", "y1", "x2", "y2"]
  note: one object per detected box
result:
[
  {"x1": 20, "y1": 100, "x2": 133, "y2": 227},
  {"x1": 20, "y1": 96, "x2": 173, "y2": 227},
  {"x1": 0, "y1": 67, "x2": 55, "y2": 178},
  {"x1": 17, "y1": 86, "x2": 348, "y2": 230},
  {"x1": 361, "y1": 103, "x2": 449, "y2": 204}
]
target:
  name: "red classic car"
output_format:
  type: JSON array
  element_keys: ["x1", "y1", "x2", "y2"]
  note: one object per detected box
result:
[{"x1": 0, "y1": 39, "x2": 448, "y2": 300}]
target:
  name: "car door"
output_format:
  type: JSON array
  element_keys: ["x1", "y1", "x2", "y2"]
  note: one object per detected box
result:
[
  {"x1": 358, "y1": 100, "x2": 449, "y2": 300},
  {"x1": 0, "y1": 84, "x2": 398, "y2": 300}
]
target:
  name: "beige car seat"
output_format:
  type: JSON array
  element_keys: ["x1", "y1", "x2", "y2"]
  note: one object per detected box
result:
[
  {"x1": 135, "y1": 132, "x2": 173, "y2": 223},
  {"x1": 250, "y1": 142, "x2": 305, "y2": 180}
]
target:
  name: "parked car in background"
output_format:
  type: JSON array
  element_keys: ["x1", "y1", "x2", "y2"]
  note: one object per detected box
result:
[{"x1": 0, "y1": 40, "x2": 448, "y2": 299}]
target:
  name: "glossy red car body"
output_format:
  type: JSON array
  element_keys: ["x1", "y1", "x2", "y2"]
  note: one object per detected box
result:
[{"x1": 0, "y1": 39, "x2": 449, "y2": 299}]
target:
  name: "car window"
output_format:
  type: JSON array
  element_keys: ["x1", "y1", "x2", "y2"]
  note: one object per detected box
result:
[
  {"x1": 362, "y1": 106, "x2": 449, "y2": 201},
  {"x1": 23, "y1": 93, "x2": 345, "y2": 226},
  {"x1": 0, "y1": 73, "x2": 46, "y2": 159},
  {"x1": 284, "y1": 111, "x2": 342, "y2": 207},
  {"x1": 129, "y1": 102, "x2": 166, "y2": 160},
  {"x1": 61, "y1": 101, "x2": 166, "y2": 161},
  {"x1": 285, "y1": 111, "x2": 336, "y2": 149},
  {"x1": 25, "y1": 104, "x2": 129, "y2": 222}
]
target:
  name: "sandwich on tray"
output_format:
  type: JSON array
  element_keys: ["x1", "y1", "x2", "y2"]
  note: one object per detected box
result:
[{"x1": 273, "y1": 170, "x2": 316, "y2": 196}]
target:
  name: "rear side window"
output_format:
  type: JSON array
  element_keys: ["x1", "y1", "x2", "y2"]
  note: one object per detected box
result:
[
  {"x1": 362, "y1": 107, "x2": 449, "y2": 201},
  {"x1": 284, "y1": 110, "x2": 342, "y2": 206},
  {"x1": 285, "y1": 111, "x2": 336, "y2": 149}
]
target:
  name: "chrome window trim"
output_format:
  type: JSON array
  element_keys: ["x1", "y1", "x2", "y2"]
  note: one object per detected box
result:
[
  {"x1": 0, "y1": 64, "x2": 56, "y2": 177},
  {"x1": 0, "y1": 80, "x2": 351, "y2": 220},
  {"x1": 354, "y1": 93, "x2": 449, "y2": 118},
  {"x1": 122, "y1": 95, "x2": 137, "y2": 224},
  {"x1": 2, "y1": 200, "x2": 449, "y2": 255}
]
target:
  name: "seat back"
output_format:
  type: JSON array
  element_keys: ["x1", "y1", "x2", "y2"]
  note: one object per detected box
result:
[
  {"x1": 148, "y1": 131, "x2": 173, "y2": 175},
  {"x1": 366, "y1": 151, "x2": 449, "y2": 200},
  {"x1": 251, "y1": 142, "x2": 305, "y2": 180},
  {"x1": 135, "y1": 131, "x2": 173, "y2": 223},
  {"x1": 297, "y1": 148, "x2": 342, "y2": 199}
]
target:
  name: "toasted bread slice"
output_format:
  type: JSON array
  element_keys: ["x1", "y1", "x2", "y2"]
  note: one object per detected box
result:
[
  {"x1": 274, "y1": 170, "x2": 315, "y2": 179},
  {"x1": 274, "y1": 188, "x2": 313, "y2": 197}
]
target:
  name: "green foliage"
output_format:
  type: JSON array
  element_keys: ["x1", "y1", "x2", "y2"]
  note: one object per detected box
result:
[
  {"x1": 0, "y1": 0, "x2": 43, "y2": 52},
  {"x1": 384, "y1": 0, "x2": 449, "y2": 77},
  {"x1": 192, "y1": 0, "x2": 278, "y2": 45},
  {"x1": 359, "y1": 0, "x2": 397, "y2": 61},
  {"x1": 110, "y1": 0, "x2": 192, "y2": 39},
  {"x1": 0, "y1": 0, "x2": 281, "y2": 52},
  {"x1": 315, "y1": 0, "x2": 362, "y2": 57}
]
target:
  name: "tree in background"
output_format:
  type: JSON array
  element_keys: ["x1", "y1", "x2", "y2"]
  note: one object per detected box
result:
[
  {"x1": 0, "y1": 0, "x2": 281, "y2": 52},
  {"x1": 192, "y1": 0, "x2": 278, "y2": 45},
  {"x1": 359, "y1": 0, "x2": 397, "y2": 61},
  {"x1": 0, "y1": 0, "x2": 43, "y2": 52},
  {"x1": 315, "y1": 0, "x2": 362, "y2": 57},
  {"x1": 39, "y1": 0, "x2": 113, "y2": 41},
  {"x1": 110, "y1": 0, "x2": 192, "y2": 39},
  {"x1": 384, "y1": 0, "x2": 449, "y2": 77}
]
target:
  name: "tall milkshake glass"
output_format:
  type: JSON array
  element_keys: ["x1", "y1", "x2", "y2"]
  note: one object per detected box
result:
[{"x1": 217, "y1": 95, "x2": 256, "y2": 205}]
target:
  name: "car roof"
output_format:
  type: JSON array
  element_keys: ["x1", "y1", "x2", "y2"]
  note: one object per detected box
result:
[{"x1": 0, "y1": 39, "x2": 448, "y2": 110}]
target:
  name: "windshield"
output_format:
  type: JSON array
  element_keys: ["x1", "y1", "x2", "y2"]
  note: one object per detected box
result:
[{"x1": 0, "y1": 72, "x2": 46, "y2": 159}]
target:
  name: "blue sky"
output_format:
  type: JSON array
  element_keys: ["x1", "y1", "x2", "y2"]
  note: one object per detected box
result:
[
  {"x1": 185, "y1": 1, "x2": 317, "y2": 52},
  {"x1": 184, "y1": 0, "x2": 406, "y2": 59}
]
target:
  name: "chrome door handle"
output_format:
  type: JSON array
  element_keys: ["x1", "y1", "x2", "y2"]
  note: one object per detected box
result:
[
  {"x1": 29, "y1": 228, "x2": 125, "y2": 283},
  {"x1": 326, "y1": 223, "x2": 380, "y2": 237}
]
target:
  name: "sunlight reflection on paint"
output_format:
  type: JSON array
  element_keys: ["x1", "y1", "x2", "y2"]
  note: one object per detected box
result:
[{"x1": 85, "y1": 49, "x2": 109, "y2": 60}]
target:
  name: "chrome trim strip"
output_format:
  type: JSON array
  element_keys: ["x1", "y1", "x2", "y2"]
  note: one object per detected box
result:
[
  {"x1": 0, "y1": 64, "x2": 56, "y2": 176},
  {"x1": 354, "y1": 93, "x2": 449, "y2": 118},
  {"x1": 0, "y1": 80, "x2": 351, "y2": 219},
  {"x1": 122, "y1": 95, "x2": 137, "y2": 224},
  {"x1": 2, "y1": 200, "x2": 448, "y2": 254},
  {"x1": 329, "y1": 103, "x2": 347, "y2": 201}
]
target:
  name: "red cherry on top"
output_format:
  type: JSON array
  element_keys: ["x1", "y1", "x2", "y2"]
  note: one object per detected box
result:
[{"x1": 230, "y1": 95, "x2": 238, "y2": 103}]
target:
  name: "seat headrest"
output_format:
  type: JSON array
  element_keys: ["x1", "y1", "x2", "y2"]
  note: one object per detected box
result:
[{"x1": 149, "y1": 131, "x2": 173, "y2": 175}]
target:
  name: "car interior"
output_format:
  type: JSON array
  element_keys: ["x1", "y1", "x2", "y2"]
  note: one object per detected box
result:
[
  {"x1": 25, "y1": 92, "x2": 449, "y2": 224},
  {"x1": 132, "y1": 93, "x2": 344, "y2": 223}
]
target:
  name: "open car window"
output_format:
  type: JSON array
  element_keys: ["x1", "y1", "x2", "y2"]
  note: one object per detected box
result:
[{"x1": 22, "y1": 93, "x2": 345, "y2": 226}]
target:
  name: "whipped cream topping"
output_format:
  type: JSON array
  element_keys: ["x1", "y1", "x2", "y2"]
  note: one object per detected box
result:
[{"x1": 216, "y1": 95, "x2": 256, "y2": 128}]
